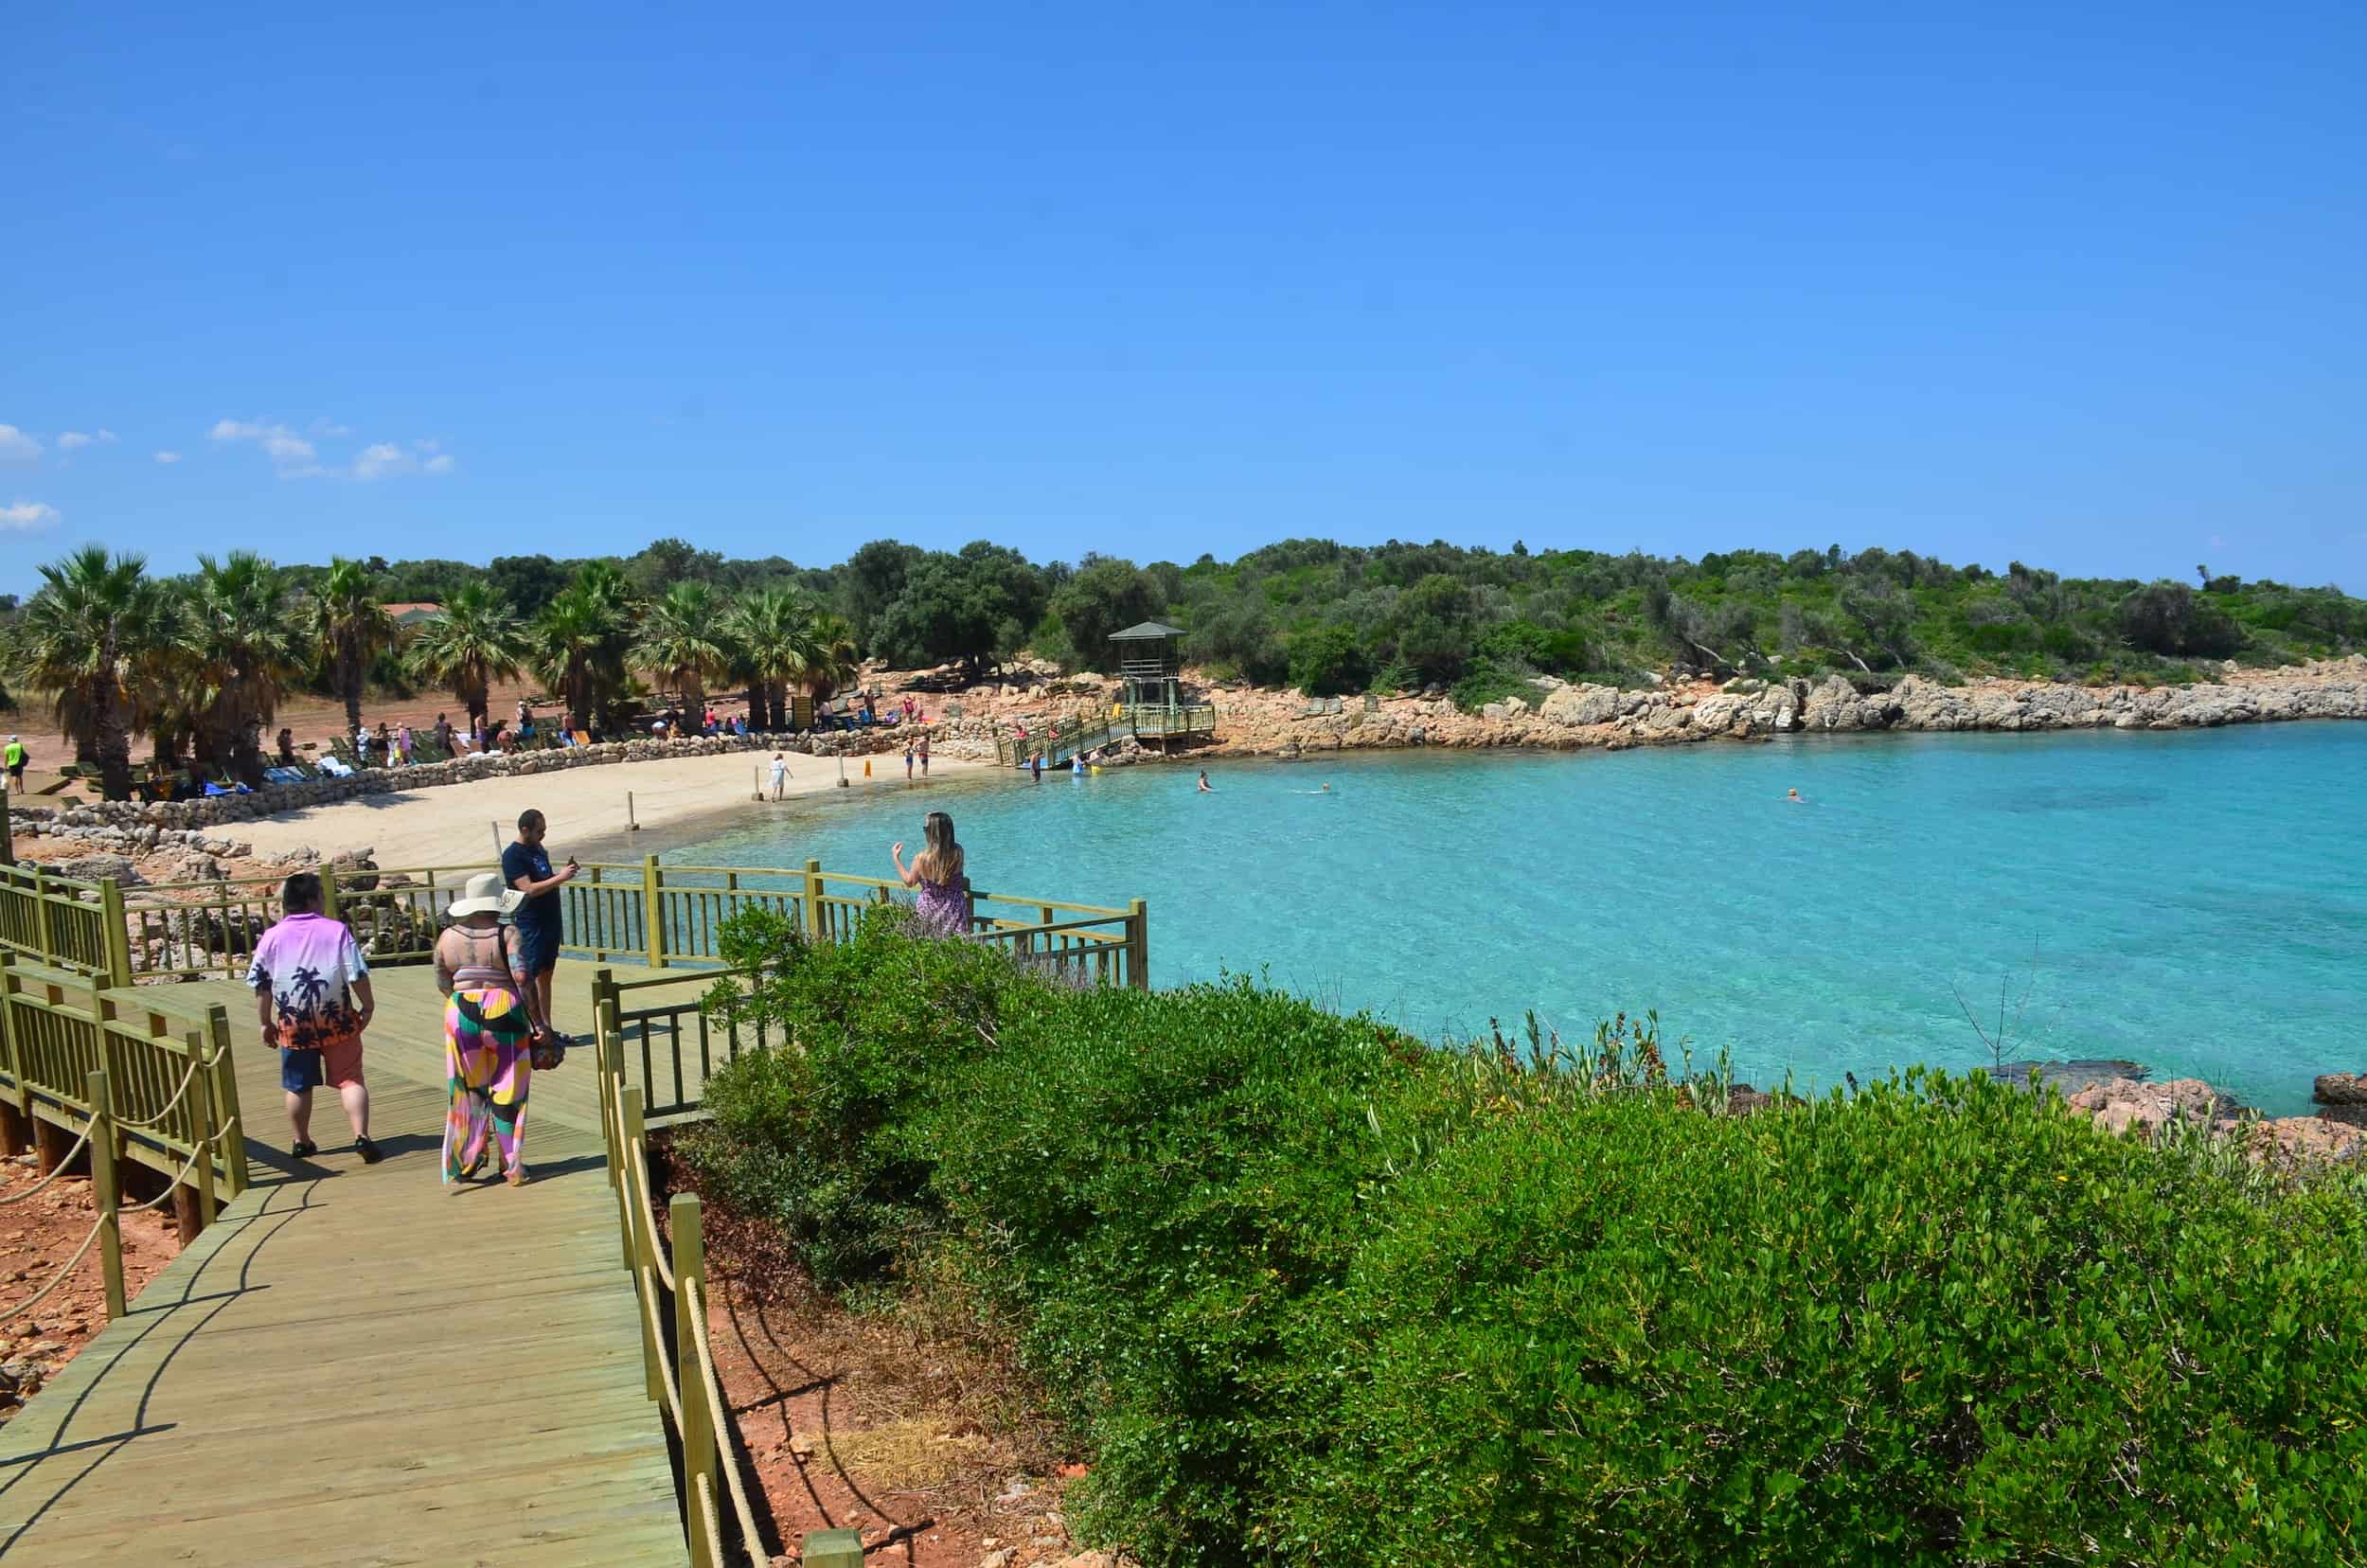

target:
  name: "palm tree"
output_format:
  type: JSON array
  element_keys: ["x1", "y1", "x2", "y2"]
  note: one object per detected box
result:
[
  {"x1": 530, "y1": 564, "x2": 637, "y2": 732},
  {"x1": 805, "y1": 611, "x2": 862, "y2": 703},
  {"x1": 184, "y1": 553, "x2": 306, "y2": 787},
  {"x1": 406, "y1": 581, "x2": 527, "y2": 733},
  {"x1": 632, "y1": 581, "x2": 730, "y2": 716},
  {"x1": 8, "y1": 547, "x2": 181, "y2": 800},
  {"x1": 309, "y1": 558, "x2": 400, "y2": 738},
  {"x1": 721, "y1": 587, "x2": 816, "y2": 730}
]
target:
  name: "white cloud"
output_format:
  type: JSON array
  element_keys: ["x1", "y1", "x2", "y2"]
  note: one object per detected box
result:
[
  {"x1": 154, "y1": 450, "x2": 183, "y2": 464},
  {"x1": 353, "y1": 439, "x2": 457, "y2": 481},
  {"x1": 352, "y1": 441, "x2": 409, "y2": 480},
  {"x1": 1, "y1": 500, "x2": 61, "y2": 530},
  {"x1": 309, "y1": 418, "x2": 351, "y2": 437},
  {"x1": 208, "y1": 418, "x2": 454, "y2": 480},
  {"x1": 57, "y1": 429, "x2": 118, "y2": 450},
  {"x1": 209, "y1": 418, "x2": 319, "y2": 474},
  {"x1": 0, "y1": 425, "x2": 41, "y2": 462}
]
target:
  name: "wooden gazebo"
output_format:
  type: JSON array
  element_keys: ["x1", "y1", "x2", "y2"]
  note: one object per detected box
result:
[{"x1": 1109, "y1": 620, "x2": 1216, "y2": 748}]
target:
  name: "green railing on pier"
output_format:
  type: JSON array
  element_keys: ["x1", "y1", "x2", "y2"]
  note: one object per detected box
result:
[
  {"x1": 2, "y1": 851, "x2": 1146, "y2": 994},
  {"x1": 1125, "y1": 702, "x2": 1219, "y2": 741},
  {"x1": 991, "y1": 704, "x2": 1219, "y2": 767},
  {"x1": 0, "y1": 952, "x2": 250, "y2": 1327}
]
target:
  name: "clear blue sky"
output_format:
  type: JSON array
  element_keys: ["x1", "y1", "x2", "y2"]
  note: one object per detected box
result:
[{"x1": 5, "y1": 0, "x2": 2362, "y2": 595}]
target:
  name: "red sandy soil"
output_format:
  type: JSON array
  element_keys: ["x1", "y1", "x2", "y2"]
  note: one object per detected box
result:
[
  {"x1": 657, "y1": 1146, "x2": 1104, "y2": 1568},
  {"x1": 0, "y1": 1149, "x2": 184, "y2": 1426}
]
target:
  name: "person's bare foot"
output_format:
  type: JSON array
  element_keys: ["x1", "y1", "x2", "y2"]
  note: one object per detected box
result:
[{"x1": 506, "y1": 1164, "x2": 529, "y2": 1187}]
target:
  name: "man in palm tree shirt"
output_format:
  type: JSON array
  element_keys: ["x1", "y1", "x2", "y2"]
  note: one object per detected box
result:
[{"x1": 245, "y1": 872, "x2": 380, "y2": 1163}]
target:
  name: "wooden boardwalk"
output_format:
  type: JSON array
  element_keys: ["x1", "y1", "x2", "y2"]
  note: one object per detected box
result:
[{"x1": 0, "y1": 961, "x2": 689, "y2": 1566}]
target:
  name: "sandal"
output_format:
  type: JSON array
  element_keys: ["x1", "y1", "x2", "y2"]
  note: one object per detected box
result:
[
  {"x1": 290, "y1": 1140, "x2": 319, "y2": 1159},
  {"x1": 505, "y1": 1164, "x2": 529, "y2": 1187},
  {"x1": 355, "y1": 1136, "x2": 384, "y2": 1165}
]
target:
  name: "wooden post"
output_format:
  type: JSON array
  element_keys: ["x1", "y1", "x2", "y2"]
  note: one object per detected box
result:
[
  {"x1": 85, "y1": 1068, "x2": 126, "y2": 1320},
  {"x1": 320, "y1": 864, "x2": 341, "y2": 922},
  {"x1": 1128, "y1": 898, "x2": 1149, "y2": 990},
  {"x1": 803, "y1": 1529, "x2": 864, "y2": 1568},
  {"x1": 622, "y1": 1086, "x2": 663, "y2": 1400},
  {"x1": 596, "y1": 993, "x2": 621, "y2": 1193},
  {"x1": 671, "y1": 1192, "x2": 717, "y2": 1537},
  {"x1": 803, "y1": 859, "x2": 824, "y2": 944},
  {"x1": 207, "y1": 1004, "x2": 249, "y2": 1198},
  {"x1": 1, "y1": 785, "x2": 13, "y2": 866},
  {"x1": 187, "y1": 1027, "x2": 218, "y2": 1233},
  {"x1": 628, "y1": 791, "x2": 639, "y2": 831},
  {"x1": 490, "y1": 820, "x2": 504, "y2": 858},
  {"x1": 642, "y1": 855, "x2": 667, "y2": 970},
  {"x1": 99, "y1": 878, "x2": 133, "y2": 988},
  {"x1": 34, "y1": 1116, "x2": 77, "y2": 1178},
  {"x1": 31, "y1": 866, "x2": 53, "y2": 968},
  {"x1": 0, "y1": 954, "x2": 28, "y2": 1156}
]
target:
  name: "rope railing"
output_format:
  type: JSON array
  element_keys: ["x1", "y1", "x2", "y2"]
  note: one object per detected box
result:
[
  {"x1": 0, "y1": 1122, "x2": 95, "y2": 1206},
  {"x1": 596, "y1": 996, "x2": 768, "y2": 1568},
  {"x1": 684, "y1": 1274, "x2": 769, "y2": 1553},
  {"x1": 108, "y1": 1054, "x2": 204, "y2": 1131},
  {"x1": 0, "y1": 1066, "x2": 231, "y2": 1327},
  {"x1": 0, "y1": 1212, "x2": 105, "y2": 1322}
]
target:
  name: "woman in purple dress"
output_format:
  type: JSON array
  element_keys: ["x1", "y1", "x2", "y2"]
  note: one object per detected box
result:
[{"x1": 891, "y1": 811, "x2": 970, "y2": 935}]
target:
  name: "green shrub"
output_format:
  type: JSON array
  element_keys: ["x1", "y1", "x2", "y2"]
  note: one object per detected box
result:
[
  {"x1": 1450, "y1": 660, "x2": 1538, "y2": 712},
  {"x1": 683, "y1": 914, "x2": 2367, "y2": 1566},
  {"x1": 1293, "y1": 1073, "x2": 2367, "y2": 1563}
]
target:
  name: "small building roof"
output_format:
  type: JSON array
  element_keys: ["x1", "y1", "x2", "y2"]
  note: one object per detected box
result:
[
  {"x1": 1110, "y1": 620, "x2": 1188, "y2": 641},
  {"x1": 383, "y1": 601, "x2": 444, "y2": 624}
]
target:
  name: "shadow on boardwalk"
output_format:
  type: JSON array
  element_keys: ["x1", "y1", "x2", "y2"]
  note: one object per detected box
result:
[{"x1": 0, "y1": 964, "x2": 685, "y2": 1566}]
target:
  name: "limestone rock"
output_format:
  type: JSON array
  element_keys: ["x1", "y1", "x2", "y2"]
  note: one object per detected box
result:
[
  {"x1": 2311, "y1": 1072, "x2": 2367, "y2": 1106},
  {"x1": 2063, "y1": 1077, "x2": 2230, "y2": 1137}
]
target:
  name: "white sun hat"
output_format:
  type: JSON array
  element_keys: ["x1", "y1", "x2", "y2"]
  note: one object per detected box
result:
[{"x1": 446, "y1": 871, "x2": 524, "y2": 919}]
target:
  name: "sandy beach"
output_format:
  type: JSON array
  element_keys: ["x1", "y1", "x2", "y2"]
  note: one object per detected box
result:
[{"x1": 225, "y1": 747, "x2": 988, "y2": 868}]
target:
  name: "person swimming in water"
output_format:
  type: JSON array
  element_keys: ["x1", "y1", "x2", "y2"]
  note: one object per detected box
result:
[
  {"x1": 1197, "y1": 771, "x2": 1212, "y2": 793},
  {"x1": 1787, "y1": 787, "x2": 1806, "y2": 803}
]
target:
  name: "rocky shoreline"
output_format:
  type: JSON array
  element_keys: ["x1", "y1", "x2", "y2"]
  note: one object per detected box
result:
[{"x1": 1167, "y1": 654, "x2": 2367, "y2": 759}]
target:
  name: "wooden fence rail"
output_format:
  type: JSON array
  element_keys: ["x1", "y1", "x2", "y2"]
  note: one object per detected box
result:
[
  {"x1": 0, "y1": 952, "x2": 248, "y2": 1274},
  {"x1": 13, "y1": 854, "x2": 1148, "y2": 991},
  {"x1": 595, "y1": 993, "x2": 767, "y2": 1568}
]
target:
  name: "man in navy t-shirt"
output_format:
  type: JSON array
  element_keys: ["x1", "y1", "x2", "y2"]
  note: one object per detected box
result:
[{"x1": 501, "y1": 809, "x2": 578, "y2": 1036}]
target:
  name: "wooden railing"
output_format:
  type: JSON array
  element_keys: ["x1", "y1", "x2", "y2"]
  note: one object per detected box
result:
[
  {"x1": 4, "y1": 849, "x2": 1145, "y2": 997},
  {"x1": 0, "y1": 953, "x2": 249, "y2": 1286},
  {"x1": 124, "y1": 864, "x2": 483, "y2": 979},
  {"x1": 1127, "y1": 702, "x2": 1219, "y2": 740},
  {"x1": 0, "y1": 863, "x2": 126, "y2": 983},
  {"x1": 594, "y1": 990, "x2": 767, "y2": 1568},
  {"x1": 992, "y1": 712, "x2": 1116, "y2": 768}
]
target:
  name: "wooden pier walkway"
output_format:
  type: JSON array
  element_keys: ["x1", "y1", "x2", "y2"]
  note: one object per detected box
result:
[{"x1": 0, "y1": 962, "x2": 688, "y2": 1566}]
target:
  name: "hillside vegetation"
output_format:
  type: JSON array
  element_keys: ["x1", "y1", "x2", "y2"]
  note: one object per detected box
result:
[
  {"x1": 10, "y1": 536, "x2": 2363, "y2": 798},
  {"x1": 679, "y1": 908, "x2": 2367, "y2": 1567}
]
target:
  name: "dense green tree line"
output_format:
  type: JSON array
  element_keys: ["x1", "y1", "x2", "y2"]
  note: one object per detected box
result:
[
  {"x1": 242, "y1": 534, "x2": 2367, "y2": 700},
  {"x1": 8, "y1": 535, "x2": 2361, "y2": 797},
  {"x1": 1, "y1": 546, "x2": 857, "y2": 800}
]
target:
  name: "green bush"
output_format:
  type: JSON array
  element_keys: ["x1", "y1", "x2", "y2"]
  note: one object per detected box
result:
[{"x1": 681, "y1": 914, "x2": 2367, "y2": 1566}]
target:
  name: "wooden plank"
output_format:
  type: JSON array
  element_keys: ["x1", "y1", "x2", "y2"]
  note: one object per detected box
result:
[{"x1": 0, "y1": 958, "x2": 692, "y2": 1567}]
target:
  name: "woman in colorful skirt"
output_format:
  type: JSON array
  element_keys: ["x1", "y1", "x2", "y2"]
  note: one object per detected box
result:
[{"x1": 432, "y1": 872, "x2": 558, "y2": 1185}]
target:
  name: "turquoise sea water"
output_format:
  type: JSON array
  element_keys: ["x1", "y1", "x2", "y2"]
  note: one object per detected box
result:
[{"x1": 663, "y1": 724, "x2": 2367, "y2": 1114}]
